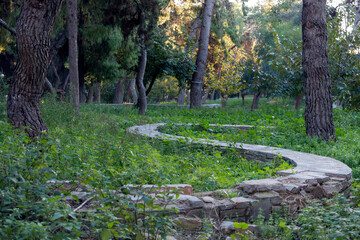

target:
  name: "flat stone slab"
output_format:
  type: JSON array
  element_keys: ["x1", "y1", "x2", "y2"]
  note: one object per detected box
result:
[
  {"x1": 236, "y1": 178, "x2": 285, "y2": 194},
  {"x1": 124, "y1": 184, "x2": 193, "y2": 195}
]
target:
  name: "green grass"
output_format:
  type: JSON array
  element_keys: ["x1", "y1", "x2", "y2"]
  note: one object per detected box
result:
[
  {"x1": 1, "y1": 97, "x2": 360, "y2": 239},
  {"x1": 0, "y1": 97, "x2": 293, "y2": 193}
]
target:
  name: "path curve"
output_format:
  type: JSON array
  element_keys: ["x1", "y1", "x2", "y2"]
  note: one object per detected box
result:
[
  {"x1": 127, "y1": 123, "x2": 352, "y2": 180},
  {"x1": 127, "y1": 123, "x2": 352, "y2": 220}
]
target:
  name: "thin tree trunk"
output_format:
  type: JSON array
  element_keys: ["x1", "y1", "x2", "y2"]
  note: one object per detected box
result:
[
  {"x1": 241, "y1": 93, "x2": 246, "y2": 106},
  {"x1": 67, "y1": 0, "x2": 79, "y2": 111},
  {"x1": 44, "y1": 78, "x2": 55, "y2": 95},
  {"x1": 7, "y1": 0, "x2": 64, "y2": 138},
  {"x1": 87, "y1": 83, "x2": 93, "y2": 103},
  {"x1": 146, "y1": 68, "x2": 161, "y2": 96},
  {"x1": 295, "y1": 91, "x2": 304, "y2": 110},
  {"x1": 53, "y1": 64, "x2": 61, "y2": 89},
  {"x1": 94, "y1": 82, "x2": 101, "y2": 103},
  {"x1": 353, "y1": 0, "x2": 360, "y2": 33},
  {"x1": 211, "y1": 90, "x2": 216, "y2": 101},
  {"x1": 177, "y1": 16, "x2": 201, "y2": 107},
  {"x1": 126, "y1": 82, "x2": 131, "y2": 103},
  {"x1": 0, "y1": 18, "x2": 16, "y2": 36},
  {"x1": 303, "y1": 0, "x2": 336, "y2": 141},
  {"x1": 48, "y1": 30, "x2": 67, "y2": 64},
  {"x1": 126, "y1": 73, "x2": 137, "y2": 103},
  {"x1": 190, "y1": 0, "x2": 215, "y2": 108},
  {"x1": 251, "y1": 92, "x2": 261, "y2": 111},
  {"x1": 201, "y1": 86, "x2": 211, "y2": 104},
  {"x1": 78, "y1": 7, "x2": 86, "y2": 104},
  {"x1": 136, "y1": 34, "x2": 147, "y2": 115},
  {"x1": 178, "y1": 88, "x2": 186, "y2": 105},
  {"x1": 221, "y1": 93, "x2": 228, "y2": 109},
  {"x1": 186, "y1": 89, "x2": 191, "y2": 105},
  {"x1": 62, "y1": 72, "x2": 70, "y2": 91},
  {"x1": 113, "y1": 71, "x2": 127, "y2": 104}
]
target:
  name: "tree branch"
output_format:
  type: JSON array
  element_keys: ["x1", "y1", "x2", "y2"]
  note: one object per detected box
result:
[{"x1": 0, "y1": 18, "x2": 16, "y2": 36}]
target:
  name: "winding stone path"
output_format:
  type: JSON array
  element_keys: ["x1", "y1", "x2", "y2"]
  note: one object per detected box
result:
[
  {"x1": 127, "y1": 123, "x2": 352, "y2": 221},
  {"x1": 127, "y1": 123, "x2": 351, "y2": 180},
  {"x1": 51, "y1": 123, "x2": 353, "y2": 239}
]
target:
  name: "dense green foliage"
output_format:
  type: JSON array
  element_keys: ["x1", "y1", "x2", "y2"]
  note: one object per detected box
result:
[{"x1": 1, "y1": 98, "x2": 360, "y2": 239}]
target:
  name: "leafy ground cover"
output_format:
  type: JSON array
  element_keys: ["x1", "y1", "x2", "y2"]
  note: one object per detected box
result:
[
  {"x1": 1, "y1": 97, "x2": 360, "y2": 239},
  {"x1": 0, "y1": 97, "x2": 294, "y2": 193},
  {"x1": 159, "y1": 101, "x2": 360, "y2": 179}
]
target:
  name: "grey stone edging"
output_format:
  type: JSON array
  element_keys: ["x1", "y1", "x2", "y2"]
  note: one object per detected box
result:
[
  {"x1": 127, "y1": 123, "x2": 352, "y2": 180},
  {"x1": 126, "y1": 123, "x2": 353, "y2": 221}
]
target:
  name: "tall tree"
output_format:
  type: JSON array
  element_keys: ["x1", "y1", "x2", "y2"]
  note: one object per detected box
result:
[
  {"x1": 302, "y1": 0, "x2": 336, "y2": 141},
  {"x1": 190, "y1": 0, "x2": 215, "y2": 108},
  {"x1": 7, "y1": 0, "x2": 64, "y2": 138},
  {"x1": 136, "y1": 34, "x2": 147, "y2": 115},
  {"x1": 67, "y1": 0, "x2": 80, "y2": 111}
]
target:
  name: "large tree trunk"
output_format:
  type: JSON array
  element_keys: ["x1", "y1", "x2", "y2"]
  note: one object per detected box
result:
[
  {"x1": 136, "y1": 34, "x2": 147, "y2": 115},
  {"x1": 190, "y1": 0, "x2": 215, "y2": 108},
  {"x1": 7, "y1": 0, "x2": 64, "y2": 138},
  {"x1": 113, "y1": 71, "x2": 127, "y2": 104},
  {"x1": 302, "y1": 0, "x2": 336, "y2": 141},
  {"x1": 67, "y1": 0, "x2": 79, "y2": 111}
]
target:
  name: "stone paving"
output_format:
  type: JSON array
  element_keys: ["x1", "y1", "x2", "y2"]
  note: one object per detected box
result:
[{"x1": 126, "y1": 123, "x2": 352, "y2": 237}]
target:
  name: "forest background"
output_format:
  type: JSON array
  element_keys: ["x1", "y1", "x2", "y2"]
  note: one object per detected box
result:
[{"x1": 1, "y1": 0, "x2": 360, "y2": 239}]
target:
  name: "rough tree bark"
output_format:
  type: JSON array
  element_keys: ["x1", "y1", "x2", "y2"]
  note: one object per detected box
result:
[
  {"x1": 67, "y1": 0, "x2": 79, "y2": 111},
  {"x1": 113, "y1": 71, "x2": 127, "y2": 104},
  {"x1": 302, "y1": 0, "x2": 336, "y2": 141},
  {"x1": 7, "y1": 0, "x2": 64, "y2": 138},
  {"x1": 135, "y1": 34, "x2": 147, "y2": 115},
  {"x1": 190, "y1": 0, "x2": 215, "y2": 108}
]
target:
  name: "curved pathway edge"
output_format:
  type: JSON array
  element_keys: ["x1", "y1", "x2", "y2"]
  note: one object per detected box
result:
[{"x1": 127, "y1": 123, "x2": 352, "y2": 222}]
